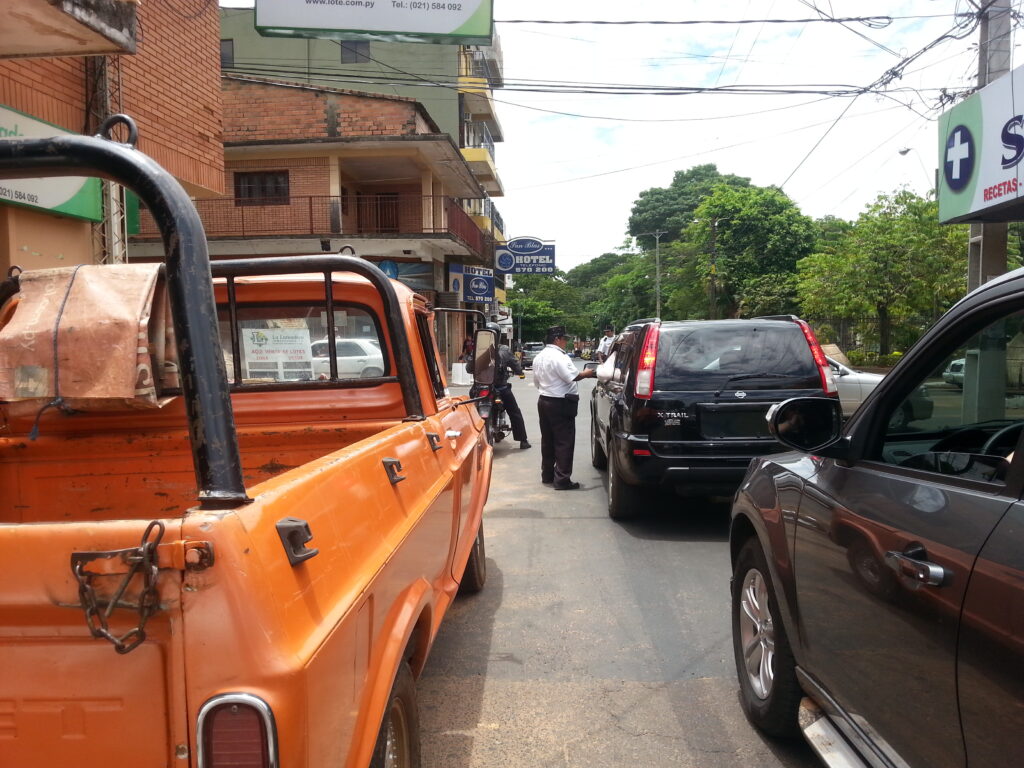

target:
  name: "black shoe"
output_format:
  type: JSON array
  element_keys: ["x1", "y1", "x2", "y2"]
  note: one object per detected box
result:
[
  {"x1": 520, "y1": 441, "x2": 532, "y2": 449},
  {"x1": 553, "y1": 481, "x2": 581, "y2": 491},
  {"x1": 542, "y1": 478, "x2": 554, "y2": 485}
]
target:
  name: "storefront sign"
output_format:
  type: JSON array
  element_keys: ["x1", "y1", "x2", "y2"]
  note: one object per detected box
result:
[
  {"x1": 496, "y1": 236, "x2": 556, "y2": 274},
  {"x1": 242, "y1": 327, "x2": 313, "y2": 381},
  {"x1": 938, "y1": 64, "x2": 1024, "y2": 223},
  {"x1": 0, "y1": 105, "x2": 102, "y2": 222},
  {"x1": 449, "y1": 263, "x2": 493, "y2": 303},
  {"x1": 254, "y1": 0, "x2": 493, "y2": 45}
]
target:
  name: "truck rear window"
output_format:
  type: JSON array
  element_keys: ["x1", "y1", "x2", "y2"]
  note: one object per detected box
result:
[
  {"x1": 218, "y1": 302, "x2": 389, "y2": 385},
  {"x1": 655, "y1": 324, "x2": 819, "y2": 391}
]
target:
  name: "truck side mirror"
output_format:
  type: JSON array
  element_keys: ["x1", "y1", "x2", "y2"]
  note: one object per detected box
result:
[{"x1": 472, "y1": 328, "x2": 497, "y2": 386}]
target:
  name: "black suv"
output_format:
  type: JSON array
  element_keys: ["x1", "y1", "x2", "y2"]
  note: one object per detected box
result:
[{"x1": 590, "y1": 316, "x2": 837, "y2": 518}]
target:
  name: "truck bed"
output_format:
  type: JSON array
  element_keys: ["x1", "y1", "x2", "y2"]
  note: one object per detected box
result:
[{"x1": 0, "y1": 384, "x2": 409, "y2": 523}]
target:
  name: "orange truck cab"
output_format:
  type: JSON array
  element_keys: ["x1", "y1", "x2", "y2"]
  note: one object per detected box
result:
[{"x1": 0, "y1": 118, "x2": 495, "y2": 768}]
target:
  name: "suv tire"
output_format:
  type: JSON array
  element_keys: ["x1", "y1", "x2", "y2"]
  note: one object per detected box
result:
[
  {"x1": 607, "y1": 445, "x2": 644, "y2": 520},
  {"x1": 591, "y1": 414, "x2": 608, "y2": 470},
  {"x1": 732, "y1": 538, "x2": 801, "y2": 738}
]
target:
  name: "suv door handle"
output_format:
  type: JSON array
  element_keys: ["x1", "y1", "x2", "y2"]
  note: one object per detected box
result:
[{"x1": 884, "y1": 549, "x2": 948, "y2": 587}]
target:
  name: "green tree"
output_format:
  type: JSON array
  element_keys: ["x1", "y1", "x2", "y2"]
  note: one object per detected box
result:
[
  {"x1": 689, "y1": 185, "x2": 815, "y2": 317},
  {"x1": 796, "y1": 190, "x2": 968, "y2": 354},
  {"x1": 627, "y1": 164, "x2": 751, "y2": 247}
]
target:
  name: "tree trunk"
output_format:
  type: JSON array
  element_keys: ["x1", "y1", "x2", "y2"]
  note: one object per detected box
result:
[{"x1": 877, "y1": 305, "x2": 892, "y2": 357}]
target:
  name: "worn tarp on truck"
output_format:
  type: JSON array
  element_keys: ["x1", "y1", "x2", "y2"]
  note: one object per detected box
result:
[{"x1": 0, "y1": 264, "x2": 178, "y2": 412}]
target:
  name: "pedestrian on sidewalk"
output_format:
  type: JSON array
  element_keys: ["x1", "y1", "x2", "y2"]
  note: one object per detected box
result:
[{"x1": 532, "y1": 325, "x2": 597, "y2": 490}]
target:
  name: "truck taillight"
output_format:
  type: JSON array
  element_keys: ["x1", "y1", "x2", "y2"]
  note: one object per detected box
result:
[
  {"x1": 794, "y1": 319, "x2": 838, "y2": 396},
  {"x1": 634, "y1": 324, "x2": 660, "y2": 399},
  {"x1": 197, "y1": 694, "x2": 277, "y2": 768}
]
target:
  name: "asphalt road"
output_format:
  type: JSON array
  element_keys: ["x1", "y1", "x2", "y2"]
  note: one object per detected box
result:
[{"x1": 418, "y1": 366, "x2": 819, "y2": 768}]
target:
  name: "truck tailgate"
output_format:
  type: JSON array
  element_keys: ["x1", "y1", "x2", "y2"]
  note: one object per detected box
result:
[{"x1": 0, "y1": 520, "x2": 188, "y2": 767}]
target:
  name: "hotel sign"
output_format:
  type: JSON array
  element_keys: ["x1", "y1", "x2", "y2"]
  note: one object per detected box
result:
[{"x1": 496, "y1": 237, "x2": 556, "y2": 274}]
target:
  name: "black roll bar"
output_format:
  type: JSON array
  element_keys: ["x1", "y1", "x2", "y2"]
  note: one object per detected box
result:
[
  {"x1": 210, "y1": 256, "x2": 423, "y2": 417},
  {"x1": 0, "y1": 116, "x2": 248, "y2": 509}
]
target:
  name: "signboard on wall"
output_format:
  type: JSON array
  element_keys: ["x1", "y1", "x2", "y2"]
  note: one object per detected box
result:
[
  {"x1": 0, "y1": 105, "x2": 102, "y2": 222},
  {"x1": 448, "y1": 263, "x2": 493, "y2": 303},
  {"x1": 495, "y1": 236, "x2": 556, "y2": 274},
  {"x1": 254, "y1": 0, "x2": 493, "y2": 45},
  {"x1": 938, "y1": 63, "x2": 1024, "y2": 223}
]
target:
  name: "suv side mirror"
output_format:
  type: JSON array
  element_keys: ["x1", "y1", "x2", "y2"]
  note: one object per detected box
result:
[
  {"x1": 471, "y1": 328, "x2": 497, "y2": 386},
  {"x1": 767, "y1": 397, "x2": 844, "y2": 453}
]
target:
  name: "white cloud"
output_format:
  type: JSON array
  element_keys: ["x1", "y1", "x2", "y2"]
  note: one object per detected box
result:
[{"x1": 492, "y1": 0, "x2": 992, "y2": 270}]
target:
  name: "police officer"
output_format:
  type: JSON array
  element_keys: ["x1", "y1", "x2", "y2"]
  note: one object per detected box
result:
[
  {"x1": 487, "y1": 322, "x2": 531, "y2": 449},
  {"x1": 533, "y1": 325, "x2": 597, "y2": 490}
]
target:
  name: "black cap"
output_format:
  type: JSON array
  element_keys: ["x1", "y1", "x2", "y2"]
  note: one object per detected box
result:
[
  {"x1": 546, "y1": 325, "x2": 567, "y2": 342},
  {"x1": 604, "y1": 326, "x2": 613, "y2": 332}
]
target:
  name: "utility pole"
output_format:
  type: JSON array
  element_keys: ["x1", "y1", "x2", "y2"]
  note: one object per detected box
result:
[
  {"x1": 967, "y1": 0, "x2": 1011, "y2": 292},
  {"x1": 638, "y1": 230, "x2": 667, "y2": 317}
]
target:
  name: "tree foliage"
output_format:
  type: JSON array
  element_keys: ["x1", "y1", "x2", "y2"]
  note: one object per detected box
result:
[
  {"x1": 627, "y1": 164, "x2": 751, "y2": 247},
  {"x1": 796, "y1": 190, "x2": 968, "y2": 354}
]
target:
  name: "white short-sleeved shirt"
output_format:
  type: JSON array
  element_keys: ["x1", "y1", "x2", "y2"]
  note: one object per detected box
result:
[
  {"x1": 533, "y1": 344, "x2": 580, "y2": 397},
  {"x1": 597, "y1": 334, "x2": 614, "y2": 356}
]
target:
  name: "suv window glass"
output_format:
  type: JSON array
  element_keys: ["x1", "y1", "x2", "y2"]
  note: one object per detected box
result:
[
  {"x1": 873, "y1": 310, "x2": 1024, "y2": 483},
  {"x1": 655, "y1": 323, "x2": 818, "y2": 390},
  {"x1": 218, "y1": 302, "x2": 387, "y2": 384}
]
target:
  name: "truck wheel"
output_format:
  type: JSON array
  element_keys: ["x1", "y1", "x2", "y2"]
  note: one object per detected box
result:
[
  {"x1": 732, "y1": 538, "x2": 801, "y2": 738},
  {"x1": 361, "y1": 367, "x2": 384, "y2": 378},
  {"x1": 459, "y1": 522, "x2": 487, "y2": 595},
  {"x1": 591, "y1": 415, "x2": 607, "y2": 470},
  {"x1": 370, "y1": 661, "x2": 421, "y2": 768},
  {"x1": 607, "y1": 447, "x2": 643, "y2": 520}
]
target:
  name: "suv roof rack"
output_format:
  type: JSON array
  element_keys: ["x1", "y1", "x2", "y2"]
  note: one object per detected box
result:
[
  {"x1": 624, "y1": 317, "x2": 660, "y2": 330},
  {"x1": 753, "y1": 314, "x2": 802, "y2": 322}
]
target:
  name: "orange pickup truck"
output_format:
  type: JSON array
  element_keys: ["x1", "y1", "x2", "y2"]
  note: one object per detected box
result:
[{"x1": 0, "y1": 120, "x2": 494, "y2": 768}]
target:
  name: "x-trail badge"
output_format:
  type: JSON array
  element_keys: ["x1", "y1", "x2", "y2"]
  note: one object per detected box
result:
[{"x1": 735, "y1": 391, "x2": 747, "y2": 398}]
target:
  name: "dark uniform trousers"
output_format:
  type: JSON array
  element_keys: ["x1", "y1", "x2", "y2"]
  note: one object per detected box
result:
[
  {"x1": 497, "y1": 384, "x2": 528, "y2": 442},
  {"x1": 538, "y1": 394, "x2": 579, "y2": 487}
]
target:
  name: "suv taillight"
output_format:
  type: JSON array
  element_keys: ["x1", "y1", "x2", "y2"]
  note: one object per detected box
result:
[
  {"x1": 794, "y1": 319, "x2": 838, "y2": 396},
  {"x1": 634, "y1": 324, "x2": 660, "y2": 399},
  {"x1": 198, "y1": 695, "x2": 276, "y2": 768}
]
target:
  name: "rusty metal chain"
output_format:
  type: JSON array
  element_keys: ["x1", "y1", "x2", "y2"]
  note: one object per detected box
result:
[{"x1": 73, "y1": 520, "x2": 165, "y2": 654}]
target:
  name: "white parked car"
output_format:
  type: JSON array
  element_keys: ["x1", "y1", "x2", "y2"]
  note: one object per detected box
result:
[
  {"x1": 311, "y1": 337, "x2": 385, "y2": 379},
  {"x1": 943, "y1": 357, "x2": 965, "y2": 387},
  {"x1": 828, "y1": 356, "x2": 934, "y2": 427}
]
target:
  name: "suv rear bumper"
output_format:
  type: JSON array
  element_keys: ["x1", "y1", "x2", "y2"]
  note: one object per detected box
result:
[{"x1": 615, "y1": 434, "x2": 776, "y2": 497}]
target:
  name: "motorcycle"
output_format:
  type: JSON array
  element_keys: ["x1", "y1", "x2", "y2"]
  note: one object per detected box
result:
[{"x1": 470, "y1": 383, "x2": 512, "y2": 445}]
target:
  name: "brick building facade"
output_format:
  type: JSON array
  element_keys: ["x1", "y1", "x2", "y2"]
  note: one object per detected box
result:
[{"x1": 0, "y1": 0, "x2": 223, "y2": 274}]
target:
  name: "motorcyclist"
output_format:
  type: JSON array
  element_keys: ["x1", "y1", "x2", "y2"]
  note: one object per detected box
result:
[{"x1": 487, "y1": 322, "x2": 531, "y2": 450}]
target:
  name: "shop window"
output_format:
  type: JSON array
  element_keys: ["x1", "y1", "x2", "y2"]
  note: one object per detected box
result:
[{"x1": 234, "y1": 171, "x2": 289, "y2": 206}]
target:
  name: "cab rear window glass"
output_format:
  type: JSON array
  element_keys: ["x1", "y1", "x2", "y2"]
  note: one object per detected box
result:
[
  {"x1": 217, "y1": 302, "x2": 388, "y2": 385},
  {"x1": 655, "y1": 323, "x2": 819, "y2": 390}
]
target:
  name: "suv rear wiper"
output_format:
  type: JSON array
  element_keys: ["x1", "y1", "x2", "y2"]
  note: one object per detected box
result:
[{"x1": 714, "y1": 372, "x2": 794, "y2": 397}]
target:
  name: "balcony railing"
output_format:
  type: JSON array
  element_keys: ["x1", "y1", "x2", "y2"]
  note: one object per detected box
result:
[
  {"x1": 463, "y1": 121, "x2": 495, "y2": 159},
  {"x1": 134, "y1": 195, "x2": 493, "y2": 260}
]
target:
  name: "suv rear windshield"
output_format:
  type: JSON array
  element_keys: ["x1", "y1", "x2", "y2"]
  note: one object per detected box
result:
[{"x1": 655, "y1": 323, "x2": 819, "y2": 391}]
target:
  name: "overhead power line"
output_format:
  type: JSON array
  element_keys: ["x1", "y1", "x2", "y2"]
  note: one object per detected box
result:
[{"x1": 495, "y1": 14, "x2": 966, "y2": 25}]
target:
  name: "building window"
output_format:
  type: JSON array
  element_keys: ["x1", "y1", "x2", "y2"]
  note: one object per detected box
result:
[
  {"x1": 234, "y1": 171, "x2": 289, "y2": 206},
  {"x1": 220, "y1": 39, "x2": 234, "y2": 68},
  {"x1": 340, "y1": 41, "x2": 371, "y2": 63}
]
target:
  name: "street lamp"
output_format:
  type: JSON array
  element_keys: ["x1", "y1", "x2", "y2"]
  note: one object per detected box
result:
[
  {"x1": 637, "y1": 230, "x2": 667, "y2": 317},
  {"x1": 898, "y1": 147, "x2": 935, "y2": 193}
]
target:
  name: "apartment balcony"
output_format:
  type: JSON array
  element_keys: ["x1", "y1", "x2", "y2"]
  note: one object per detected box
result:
[
  {"x1": 461, "y1": 121, "x2": 503, "y2": 197},
  {"x1": 466, "y1": 198, "x2": 506, "y2": 241},
  {"x1": 130, "y1": 195, "x2": 494, "y2": 264},
  {"x1": 3, "y1": 0, "x2": 136, "y2": 58},
  {"x1": 459, "y1": 47, "x2": 504, "y2": 141}
]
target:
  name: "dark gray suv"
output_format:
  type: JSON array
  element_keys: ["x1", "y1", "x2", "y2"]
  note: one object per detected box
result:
[
  {"x1": 730, "y1": 269, "x2": 1024, "y2": 767},
  {"x1": 590, "y1": 315, "x2": 838, "y2": 519}
]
